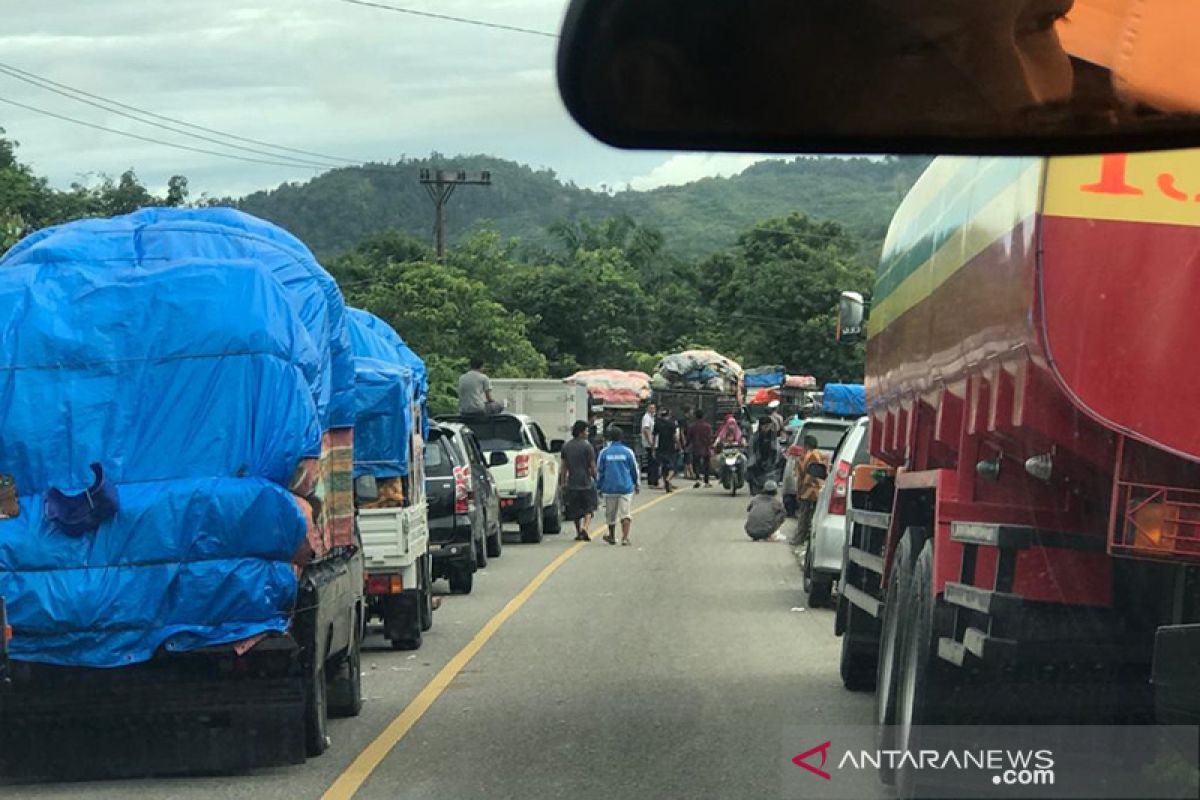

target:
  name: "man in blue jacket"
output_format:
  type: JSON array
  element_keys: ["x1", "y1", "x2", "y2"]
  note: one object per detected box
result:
[{"x1": 596, "y1": 425, "x2": 641, "y2": 546}]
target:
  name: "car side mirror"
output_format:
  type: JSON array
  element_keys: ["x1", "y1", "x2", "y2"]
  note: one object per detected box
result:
[
  {"x1": 550, "y1": 439, "x2": 564, "y2": 454},
  {"x1": 354, "y1": 474, "x2": 379, "y2": 503},
  {"x1": 837, "y1": 292, "x2": 865, "y2": 344},
  {"x1": 489, "y1": 451, "x2": 510, "y2": 467},
  {"x1": 806, "y1": 462, "x2": 829, "y2": 481}
]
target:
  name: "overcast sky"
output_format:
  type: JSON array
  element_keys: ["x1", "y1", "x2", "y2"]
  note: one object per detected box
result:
[{"x1": 0, "y1": 0, "x2": 775, "y2": 199}]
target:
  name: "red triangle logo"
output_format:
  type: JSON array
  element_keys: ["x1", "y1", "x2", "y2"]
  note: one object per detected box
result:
[{"x1": 792, "y1": 741, "x2": 833, "y2": 780}]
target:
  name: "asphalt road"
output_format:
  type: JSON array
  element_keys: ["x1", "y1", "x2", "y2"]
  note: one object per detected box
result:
[{"x1": 8, "y1": 486, "x2": 878, "y2": 800}]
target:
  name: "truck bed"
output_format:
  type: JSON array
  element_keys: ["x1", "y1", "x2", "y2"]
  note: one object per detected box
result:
[{"x1": 360, "y1": 503, "x2": 429, "y2": 573}]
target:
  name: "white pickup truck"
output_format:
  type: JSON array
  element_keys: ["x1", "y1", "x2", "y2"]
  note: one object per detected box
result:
[
  {"x1": 444, "y1": 413, "x2": 562, "y2": 543},
  {"x1": 356, "y1": 488, "x2": 431, "y2": 650}
]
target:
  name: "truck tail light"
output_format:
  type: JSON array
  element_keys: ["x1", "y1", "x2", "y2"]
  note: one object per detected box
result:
[
  {"x1": 366, "y1": 574, "x2": 402, "y2": 595},
  {"x1": 454, "y1": 466, "x2": 469, "y2": 514},
  {"x1": 515, "y1": 454, "x2": 531, "y2": 479},
  {"x1": 828, "y1": 459, "x2": 851, "y2": 516}
]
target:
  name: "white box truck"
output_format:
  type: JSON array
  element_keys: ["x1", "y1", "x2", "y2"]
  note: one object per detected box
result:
[{"x1": 489, "y1": 379, "x2": 589, "y2": 448}]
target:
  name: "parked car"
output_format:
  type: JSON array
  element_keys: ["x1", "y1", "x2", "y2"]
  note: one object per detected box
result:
[
  {"x1": 441, "y1": 421, "x2": 505, "y2": 560},
  {"x1": 781, "y1": 417, "x2": 855, "y2": 515},
  {"x1": 425, "y1": 422, "x2": 501, "y2": 594},
  {"x1": 803, "y1": 417, "x2": 869, "y2": 608},
  {"x1": 442, "y1": 413, "x2": 562, "y2": 543}
]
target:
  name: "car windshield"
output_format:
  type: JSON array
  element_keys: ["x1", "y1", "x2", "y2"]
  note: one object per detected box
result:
[
  {"x1": 4, "y1": 3, "x2": 1197, "y2": 799},
  {"x1": 458, "y1": 418, "x2": 525, "y2": 452}
]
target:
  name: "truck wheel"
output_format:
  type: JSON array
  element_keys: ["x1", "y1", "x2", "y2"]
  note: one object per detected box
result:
[
  {"x1": 894, "y1": 539, "x2": 957, "y2": 798},
  {"x1": 328, "y1": 616, "x2": 364, "y2": 718},
  {"x1": 519, "y1": 490, "x2": 544, "y2": 543},
  {"x1": 449, "y1": 566, "x2": 474, "y2": 595},
  {"x1": 802, "y1": 545, "x2": 813, "y2": 594},
  {"x1": 486, "y1": 520, "x2": 503, "y2": 559},
  {"x1": 875, "y1": 529, "x2": 917, "y2": 785},
  {"x1": 840, "y1": 603, "x2": 876, "y2": 692},
  {"x1": 419, "y1": 554, "x2": 434, "y2": 632},
  {"x1": 808, "y1": 575, "x2": 833, "y2": 609},
  {"x1": 304, "y1": 659, "x2": 330, "y2": 757},
  {"x1": 543, "y1": 495, "x2": 562, "y2": 534}
]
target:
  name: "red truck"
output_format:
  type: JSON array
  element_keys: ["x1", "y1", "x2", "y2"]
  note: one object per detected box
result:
[{"x1": 836, "y1": 151, "x2": 1200, "y2": 768}]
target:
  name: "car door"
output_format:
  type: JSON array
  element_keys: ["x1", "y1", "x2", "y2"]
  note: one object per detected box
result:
[
  {"x1": 424, "y1": 429, "x2": 459, "y2": 545},
  {"x1": 462, "y1": 430, "x2": 500, "y2": 536}
]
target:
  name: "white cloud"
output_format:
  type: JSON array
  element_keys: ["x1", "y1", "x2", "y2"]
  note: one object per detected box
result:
[{"x1": 627, "y1": 154, "x2": 785, "y2": 191}]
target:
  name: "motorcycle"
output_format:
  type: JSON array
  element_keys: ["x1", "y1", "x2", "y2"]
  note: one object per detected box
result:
[{"x1": 719, "y1": 447, "x2": 747, "y2": 496}]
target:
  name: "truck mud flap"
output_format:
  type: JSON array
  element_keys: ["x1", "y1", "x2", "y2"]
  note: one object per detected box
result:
[
  {"x1": 1153, "y1": 623, "x2": 1200, "y2": 724},
  {"x1": 0, "y1": 637, "x2": 307, "y2": 780}
]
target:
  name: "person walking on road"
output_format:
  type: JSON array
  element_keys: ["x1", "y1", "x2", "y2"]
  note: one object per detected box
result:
[
  {"x1": 654, "y1": 408, "x2": 681, "y2": 493},
  {"x1": 641, "y1": 403, "x2": 659, "y2": 488},
  {"x1": 597, "y1": 425, "x2": 640, "y2": 546},
  {"x1": 792, "y1": 435, "x2": 828, "y2": 546},
  {"x1": 457, "y1": 357, "x2": 502, "y2": 416},
  {"x1": 745, "y1": 480, "x2": 787, "y2": 541},
  {"x1": 561, "y1": 420, "x2": 599, "y2": 541},
  {"x1": 687, "y1": 409, "x2": 714, "y2": 489}
]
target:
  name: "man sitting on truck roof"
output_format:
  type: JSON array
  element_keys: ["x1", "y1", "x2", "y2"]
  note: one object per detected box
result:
[{"x1": 458, "y1": 356, "x2": 503, "y2": 416}]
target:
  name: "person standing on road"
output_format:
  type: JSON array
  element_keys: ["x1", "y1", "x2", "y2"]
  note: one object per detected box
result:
[
  {"x1": 597, "y1": 425, "x2": 640, "y2": 546},
  {"x1": 561, "y1": 420, "x2": 599, "y2": 541},
  {"x1": 792, "y1": 435, "x2": 828, "y2": 546},
  {"x1": 641, "y1": 403, "x2": 659, "y2": 488},
  {"x1": 457, "y1": 357, "x2": 501, "y2": 416},
  {"x1": 654, "y1": 408, "x2": 681, "y2": 493},
  {"x1": 686, "y1": 409, "x2": 714, "y2": 489}
]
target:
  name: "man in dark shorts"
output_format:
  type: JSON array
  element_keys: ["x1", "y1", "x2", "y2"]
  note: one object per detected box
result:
[
  {"x1": 560, "y1": 420, "x2": 598, "y2": 541},
  {"x1": 654, "y1": 408, "x2": 681, "y2": 493},
  {"x1": 687, "y1": 409, "x2": 714, "y2": 488}
]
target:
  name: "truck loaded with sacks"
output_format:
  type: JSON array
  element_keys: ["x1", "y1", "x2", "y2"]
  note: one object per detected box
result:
[
  {"x1": 835, "y1": 152, "x2": 1200, "y2": 783},
  {"x1": 0, "y1": 208, "x2": 366, "y2": 777}
]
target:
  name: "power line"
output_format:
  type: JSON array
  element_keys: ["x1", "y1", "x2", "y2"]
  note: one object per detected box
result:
[
  {"x1": 0, "y1": 61, "x2": 359, "y2": 166},
  {"x1": 0, "y1": 94, "x2": 326, "y2": 171},
  {"x1": 333, "y1": 0, "x2": 559, "y2": 38},
  {"x1": 0, "y1": 65, "x2": 341, "y2": 170}
]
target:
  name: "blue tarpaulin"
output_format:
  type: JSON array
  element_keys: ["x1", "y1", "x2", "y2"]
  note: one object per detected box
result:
[
  {"x1": 346, "y1": 308, "x2": 428, "y2": 411},
  {"x1": 0, "y1": 210, "x2": 329, "y2": 668},
  {"x1": 745, "y1": 366, "x2": 786, "y2": 389},
  {"x1": 822, "y1": 384, "x2": 867, "y2": 417}
]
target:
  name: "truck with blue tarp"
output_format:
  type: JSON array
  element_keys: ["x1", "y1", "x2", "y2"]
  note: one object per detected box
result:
[
  {"x1": 0, "y1": 208, "x2": 364, "y2": 777},
  {"x1": 346, "y1": 308, "x2": 433, "y2": 651}
]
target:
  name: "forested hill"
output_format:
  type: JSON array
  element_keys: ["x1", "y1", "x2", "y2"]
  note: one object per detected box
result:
[{"x1": 235, "y1": 154, "x2": 932, "y2": 261}]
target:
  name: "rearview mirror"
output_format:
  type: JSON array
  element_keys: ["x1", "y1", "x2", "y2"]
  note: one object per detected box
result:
[
  {"x1": 806, "y1": 462, "x2": 829, "y2": 481},
  {"x1": 489, "y1": 451, "x2": 510, "y2": 468},
  {"x1": 557, "y1": 0, "x2": 1200, "y2": 156},
  {"x1": 837, "y1": 292, "x2": 865, "y2": 344},
  {"x1": 354, "y1": 475, "x2": 379, "y2": 503}
]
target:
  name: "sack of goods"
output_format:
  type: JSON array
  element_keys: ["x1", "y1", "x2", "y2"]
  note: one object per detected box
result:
[
  {"x1": 744, "y1": 365, "x2": 786, "y2": 389},
  {"x1": 565, "y1": 369, "x2": 652, "y2": 405},
  {"x1": 653, "y1": 350, "x2": 744, "y2": 394}
]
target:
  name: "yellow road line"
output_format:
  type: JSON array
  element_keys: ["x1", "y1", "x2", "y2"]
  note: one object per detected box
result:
[{"x1": 321, "y1": 489, "x2": 682, "y2": 800}]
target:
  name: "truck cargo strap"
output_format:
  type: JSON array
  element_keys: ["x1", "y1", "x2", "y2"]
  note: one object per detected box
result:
[
  {"x1": 847, "y1": 546, "x2": 884, "y2": 575},
  {"x1": 842, "y1": 584, "x2": 882, "y2": 618},
  {"x1": 849, "y1": 508, "x2": 891, "y2": 530},
  {"x1": 950, "y1": 522, "x2": 1105, "y2": 552},
  {"x1": 943, "y1": 582, "x2": 1023, "y2": 615}
]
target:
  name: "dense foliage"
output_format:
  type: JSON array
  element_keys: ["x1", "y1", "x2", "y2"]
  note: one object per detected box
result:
[
  {"x1": 236, "y1": 153, "x2": 929, "y2": 262},
  {"x1": 2, "y1": 134, "x2": 886, "y2": 414}
]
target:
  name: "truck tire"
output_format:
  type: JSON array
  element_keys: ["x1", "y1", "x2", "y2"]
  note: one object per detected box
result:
[
  {"x1": 875, "y1": 529, "x2": 918, "y2": 785},
  {"x1": 449, "y1": 566, "x2": 474, "y2": 595},
  {"x1": 486, "y1": 520, "x2": 503, "y2": 559},
  {"x1": 419, "y1": 554, "x2": 434, "y2": 632},
  {"x1": 839, "y1": 603, "x2": 876, "y2": 692},
  {"x1": 304, "y1": 658, "x2": 330, "y2": 757},
  {"x1": 474, "y1": 529, "x2": 488, "y2": 569},
  {"x1": 808, "y1": 575, "x2": 833, "y2": 609},
  {"x1": 328, "y1": 613, "x2": 364, "y2": 718},
  {"x1": 520, "y1": 489, "x2": 544, "y2": 543},
  {"x1": 543, "y1": 494, "x2": 562, "y2": 534}
]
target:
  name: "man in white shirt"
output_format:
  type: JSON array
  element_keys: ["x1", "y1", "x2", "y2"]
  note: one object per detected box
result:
[{"x1": 640, "y1": 403, "x2": 658, "y2": 487}]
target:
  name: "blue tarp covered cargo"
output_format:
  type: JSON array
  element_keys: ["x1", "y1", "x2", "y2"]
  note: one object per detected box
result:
[
  {"x1": 0, "y1": 209, "x2": 333, "y2": 668},
  {"x1": 346, "y1": 308, "x2": 428, "y2": 411},
  {"x1": 745, "y1": 366, "x2": 786, "y2": 389},
  {"x1": 822, "y1": 384, "x2": 867, "y2": 417}
]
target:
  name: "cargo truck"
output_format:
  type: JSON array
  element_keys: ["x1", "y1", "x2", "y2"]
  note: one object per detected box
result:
[
  {"x1": 488, "y1": 378, "x2": 589, "y2": 449},
  {"x1": 0, "y1": 209, "x2": 364, "y2": 778},
  {"x1": 346, "y1": 308, "x2": 433, "y2": 651},
  {"x1": 835, "y1": 153, "x2": 1200, "y2": 785}
]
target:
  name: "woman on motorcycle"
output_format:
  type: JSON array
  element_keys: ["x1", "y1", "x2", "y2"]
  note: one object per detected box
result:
[{"x1": 715, "y1": 412, "x2": 746, "y2": 449}]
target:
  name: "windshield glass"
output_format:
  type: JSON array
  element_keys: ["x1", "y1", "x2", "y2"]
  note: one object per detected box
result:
[{"x1": 4, "y1": 3, "x2": 1197, "y2": 799}]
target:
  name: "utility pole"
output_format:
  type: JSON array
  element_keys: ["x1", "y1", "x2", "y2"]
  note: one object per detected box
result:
[{"x1": 419, "y1": 168, "x2": 492, "y2": 261}]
